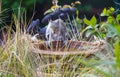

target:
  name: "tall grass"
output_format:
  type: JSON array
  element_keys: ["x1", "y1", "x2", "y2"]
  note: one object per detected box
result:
[
  {"x1": 0, "y1": 11, "x2": 116, "y2": 77},
  {"x1": 0, "y1": 5, "x2": 38, "y2": 77},
  {"x1": 0, "y1": 1, "x2": 119, "y2": 77}
]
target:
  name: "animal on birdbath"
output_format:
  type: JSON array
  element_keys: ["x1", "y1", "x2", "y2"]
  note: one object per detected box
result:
[{"x1": 46, "y1": 19, "x2": 67, "y2": 46}]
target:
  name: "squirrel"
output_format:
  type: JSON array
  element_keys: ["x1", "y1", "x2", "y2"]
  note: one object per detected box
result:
[{"x1": 46, "y1": 19, "x2": 67, "y2": 45}]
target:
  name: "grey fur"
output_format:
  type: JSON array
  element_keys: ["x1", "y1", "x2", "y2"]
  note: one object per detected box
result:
[{"x1": 46, "y1": 19, "x2": 67, "y2": 42}]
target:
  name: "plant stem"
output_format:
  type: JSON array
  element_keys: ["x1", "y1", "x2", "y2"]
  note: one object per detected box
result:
[{"x1": 0, "y1": 0, "x2": 2, "y2": 12}]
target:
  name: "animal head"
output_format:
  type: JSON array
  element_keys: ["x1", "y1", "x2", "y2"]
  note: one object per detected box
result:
[{"x1": 46, "y1": 19, "x2": 66, "y2": 41}]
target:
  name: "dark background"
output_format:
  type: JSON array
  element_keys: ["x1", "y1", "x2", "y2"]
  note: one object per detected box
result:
[
  {"x1": 1, "y1": 0, "x2": 119, "y2": 25},
  {"x1": 0, "y1": 0, "x2": 119, "y2": 40}
]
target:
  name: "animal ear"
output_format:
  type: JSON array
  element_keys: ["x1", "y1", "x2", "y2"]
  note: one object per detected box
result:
[{"x1": 62, "y1": 22, "x2": 66, "y2": 27}]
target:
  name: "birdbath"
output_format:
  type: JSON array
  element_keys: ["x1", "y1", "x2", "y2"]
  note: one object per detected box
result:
[{"x1": 29, "y1": 40, "x2": 105, "y2": 77}]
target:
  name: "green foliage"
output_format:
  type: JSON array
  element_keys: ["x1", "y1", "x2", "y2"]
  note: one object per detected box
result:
[
  {"x1": 116, "y1": 14, "x2": 120, "y2": 22},
  {"x1": 44, "y1": 8, "x2": 54, "y2": 15},
  {"x1": 2, "y1": 0, "x2": 42, "y2": 10},
  {"x1": 1, "y1": 1, "x2": 120, "y2": 77},
  {"x1": 83, "y1": 16, "x2": 97, "y2": 27},
  {"x1": 44, "y1": 1, "x2": 81, "y2": 15},
  {"x1": 115, "y1": 25, "x2": 120, "y2": 37},
  {"x1": 107, "y1": 16, "x2": 115, "y2": 25},
  {"x1": 115, "y1": 41, "x2": 120, "y2": 69},
  {"x1": 82, "y1": 16, "x2": 103, "y2": 40},
  {"x1": 6, "y1": 74, "x2": 15, "y2": 77},
  {"x1": 101, "y1": 7, "x2": 115, "y2": 16},
  {"x1": 95, "y1": 68, "x2": 113, "y2": 77},
  {"x1": 104, "y1": 10, "x2": 120, "y2": 40}
]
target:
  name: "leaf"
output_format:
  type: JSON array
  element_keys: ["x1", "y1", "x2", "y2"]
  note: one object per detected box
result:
[
  {"x1": 106, "y1": 23, "x2": 117, "y2": 37},
  {"x1": 101, "y1": 7, "x2": 115, "y2": 16},
  {"x1": 107, "y1": 16, "x2": 115, "y2": 24},
  {"x1": 44, "y1": 9, "x2": 54, "y2": 15},
  {"x1": 115, "y1": 25, "x2": 120, "y2": 37},
  {"x1": 83, "y1": 16, "x2": 97, "y2": 27},
  {"x1": 76, "y1": 17, "x2": 82, "y2": 24},
  {"x1": 51, "y1": 5, "x2": 59, "y2": 9},
  {"x1": 63, "y1": 5, "x2": 71, "y2": 8},
  {"x1": 85, "y1": 30, "x2": 93, "y2": 38},
  {"x1": 109, "y1": 7, "x2": 115, "y2": 12},
  {"x1": 83, "y1": 18, "x2": 91, "y2": 26},
  {"x1": 101, "y1": 8, "x2": 107, "y2": 16},
  {"x1": 107, "y1": 7, "x2": 115, "y2": 16},
  {"x1": 71, "y1": 2, "x2": 75, "y2": 7},
  {"x1": 81, "y1": 26, "x2": 93, "y2": 34},
  {"x1": 90, "y1": 16, "x2": 97, "y2": 27},
  {"x1": 75, "y1": 1, "x2": 81, "y2": 4},
  {"x1": 115, "y1": 40, "x2": 120, "y2": 69},
  {"x1": 116, "y1": 14, "x2": 120, "y2": 22}
]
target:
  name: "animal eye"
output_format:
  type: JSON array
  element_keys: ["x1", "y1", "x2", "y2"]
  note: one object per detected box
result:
[
  {"x1": 51, "y1": 25, "x2": 55, "y2": 28},
  {"x1": 53, "y1": 28, "x2": 56, "y2": 31},
  {"x1": 47, "y1": 35, "x2": 49, "y2": 38}
]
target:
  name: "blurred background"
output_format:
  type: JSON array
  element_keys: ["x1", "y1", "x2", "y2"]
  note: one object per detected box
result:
[
  {"x1": 1, "y1": 0, "x2": 118, "y2": 26},
  {"x1": 0, "y1": 0, "x2": 119, "y2": 43}
]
